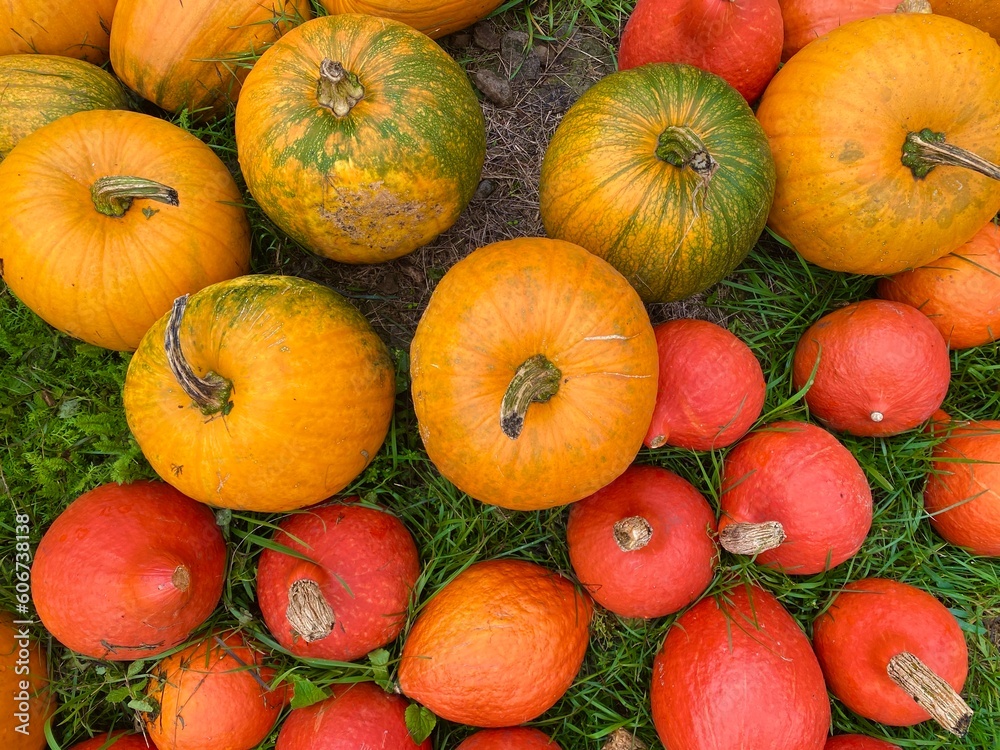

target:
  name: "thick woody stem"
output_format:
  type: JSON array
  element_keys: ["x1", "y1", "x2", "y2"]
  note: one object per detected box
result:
[
  {"x1": 719, "y1": 521, "x2": 786, "y2": 556},
  {"x1": 902, "y1": 129, "x2": 1000, "y2": 181},
  {"x1": 601, "y1": 728, "x2": 648, "y2": 750},
  {"x1": 895, "y1": 0, "x2": 931, "y2": 12},
  {"x1": 91, "y1": 175, "x2": 178, "y2": 218},
  {"x1": 613, "y1": 516, "x2": 653, "y2": 551},
  {"x1": 316, "y1": 58, "x2": 365, "y2": 117},
  {"x1": 164, "y1": 295, "x2": 233, "y2": 416},
  {"x1": 886, "y1": 651, "x2": 973, "y2": 736},
  {"x1": 500, "y1": 354, "x2": 562, "y2": 439},
  {"x1": 286, "y1": 579, "x2": 334, "y2": 642}
]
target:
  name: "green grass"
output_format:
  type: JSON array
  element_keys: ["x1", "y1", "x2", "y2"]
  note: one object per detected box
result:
[{"x1": 2, "y1": 1, "x2": 1000, "y2": 748}]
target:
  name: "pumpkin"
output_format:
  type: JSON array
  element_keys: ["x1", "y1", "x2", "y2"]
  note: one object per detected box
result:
[
  {"x1": 566, "y1": 465, "x2": 718, "y2": 618},
  {"x1": 143, "y1": 632, "x2": 287, "y2": 750},
  {"x1": 757, "y1": 13, "x2": 1000, "y2": 275},
  {"x1": 824, "y1": 737, "x2": 900, "y2": 750},
  {"x1": 539, "y1": 63, "x2": 775, "y2": 304},
  {"x1": 813, "y1": 578, "x2": 972, "y2": 735},
  {"x1": 930, "y1": 0, "x2": 1000, "y2": 39},
  {"x1": 0, "y1": 109, "x2": 250, "y2": 351},
  {"x1": 123, "y1": 275, "x2": 396, "y2": 512},
  {"x1": 30, "y1": 481, "x2": 226, "y2": 660},
  {"x1": 256, "y1": 500, "x2": 421, "y2": 661},
  {"x1": 0, "y1": 0, "x2": 117, "y2": 63},
  {"x1": 316, "y1": 0, "x2": 505, "y2": 38},
  {"x1": 275, "y1": 682, "x2": 430, "y2": 750},
  {"x1": 923, "y1": 420, "x2": 1000, "y2": 556},
  {"x1": 618, "y1": 0, "x2": 783, "y2": 103},
  {"x1": 718, "y1": 421, "x2": 873, "y2": 574},
  {"x1": 398, "y1": 559, "x2": 593, "y2": 727},
  {"x1": 0, "y1": 55, "x2": 129, "y2": 160},
  {"x1": 110, "y1": 0, "x2": 311, "y2": 116},
  {"x1": 792, "y1": 299, "x2": 951, "y2": 436},
  {"x1": 456, "y1": 728, "x2": 562, "y2": 749},
  {"x1": 651, "y1": 584, "x2": 830, "y2": 750},
  {"x1": 235, "y1": 14, "x2": 486, "y2": 264},
  {"x1": 778, "y1": 0, "x2": 931, "y2": 62},
  {"x1": 69, "y1": 734, "x2": 153, "y2": 750},
  {"x1": 410, "y1": 238, "x2": 658, "y2": 511},
  {"x1": 643, "y1": 318, "x2": 765, "y2": 450},
  {"x1": 877, "y1": 220, "x2": 1000, "y2": 349},
  {"x1": 0, "y1": 610, "x2": 55, "y2": 750}
]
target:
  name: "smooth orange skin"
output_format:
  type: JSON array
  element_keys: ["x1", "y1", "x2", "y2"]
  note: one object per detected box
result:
[
  {"x1": 924, "y1": 420, "x2": 1000, "y2": 556},
  {"x1": 757, "y1": 14, "x2": 1000, "y2": 275},
  {"x1": 644, "y1": 319, "x2": 765, "y2": 450},
  {"x1": 792, "y1": 299, "x2": 951, "y2": 436},
  {"x1": 257, "y1": 501, "x2": 421, "y2": 661},
  {"x1": 317, "y1": 0, "x2": 504, "y2": 38},
  {"x1": 276, "y1": 682, "x2": 430, "y2": 750},
  {"x1": 719, "y1": 421, "x2": 873, "y2": 574},
  {"x1": 812, "y1": 578, "x2": 968, "y2": 726},
  {"x1": 0, "y1": 0, "x2": 117, "y2": 63},
  {"x1": 930, "y1": 0, "x2": 1000, "y2": 39},
  {"x1": 0, "y1": 611, "x2": 54, "y2": 750},
  {"x1": 778, "y1": 0, "x2": 913, "y2": 62},
  {"x1": 110, "y1": 0, "x2": 311, "y2": 116},
  {"x1": 31, "y1": 482, "x2": 226, "y2": 660},
  {"x1": 619, "y1": 0, "x2": 783, "y2": 102},
  {"x1": 456, "y1": 728, "x2": 562, "y2": 749},
  {"x1": 0, "y1": 109, "x2": 250, "y2": 351},
  {"x1": 824, "y1": 736, "x2": 900, "y2": 750},
  {"x1": 398, "y1": 559, "x2": 593, "y2": 728},
  {"x1": 410, "y1": 238, "x2": 658, "y2": 510},
  {"x1": 567, "y1": 465, "x2": 717, "y2": 618},
  {"x1": 69, "y1": 733, "x2": 153, "y2": 750},
  {"x1": 144, "y1": 632, "x2": 287, "y2": 750},
  {"x1": 651, "y1": 585, "x2": 830, "y2": 750},
  {"x1": 123, "y1": 275, "x2": 396, "y2": 512},
  {"x1": 877, "y1": 221, "x2": 1000, "y2": 349}
]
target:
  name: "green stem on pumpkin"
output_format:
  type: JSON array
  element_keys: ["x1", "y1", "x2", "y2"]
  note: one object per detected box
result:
[
  {"x1": 902, "y1": 129, "x2": 1000, "y2": 181},
  {"x1": 654, "y1": 125, "x2": 719, "y2": 181},
  {"x1": 164, "y1": 295, "x2": 234, "y2": 417},
  {"x1": 886, "y1": 651, "x2": 973, "y2": 736},
  {"x1": 91, "y1": 175, "x2": 178, "y2": 218},
  {"x1": 719, "y1": 521, "x2": 786, "y2": 556},
  {"x1": 317, "y1": 58, "x2": 365, "y2": 117},
  {"x1": 500, "y1": 354, "x2": 562, "y2": 440}
]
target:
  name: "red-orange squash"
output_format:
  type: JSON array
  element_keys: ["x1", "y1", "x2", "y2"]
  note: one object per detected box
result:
[
  {"x1": 0, "y1": 109, "x2": 250, "y2": 351},
  {"x1": 643, "y1": 318, "x2": 765, "y2": 450},
  {"x1": 825, "y1": 737, "x2": 900, "y2": 750},
  {"x1": 235, "y1": 14, "x2": 486, "y2": 264},
  {"x1": 0, "y1": 610, "x2": 55, "y2": 750},
  {"x1": 410, "y1": 238, "x2": 658, "y2": 510},
  {"x1": 813, "y1": 578, "x2": 971, "y2": 734},
  {"x1": 757, "y1": 13, "x2": 1000, "y2": 275},
  {"x1": 877, "y1": 220, "x2": 1000, "y2": 349},
  {"x1": 316, "y1": 0, "x2": 505, "y2": 38},
  {"x1": 718, "y1": 421, "x2": 873, "y2": 574},
  {"x1": 143, "y1": 632, "x2": 287, "y2": 750},
  {"x1": 69, "y1": 733, "x2": 153, "y2": 750},
  {"x1": 566, "y1": 465, "x2": 717, "y2": 618},
  {"x1": 924, "y1": 419, "x2": 1000, "y2": 556},
  {"x1": 275, "y1": 682, "x2": 429, "y2": 750},
  {"x1": 792, "y1": 299, "x2": 951, "y2": 436},
  {"x1": 651, "y1": 584, "x2": 830, "y2": 750},
  {"x1": 0, "y1": 55, "x2": 129, "y2": 160},
  {"x1": 30, "y1": 482, "x2": 226, "y2": 660},
  {"x1": 256, "y1": 500, "x2": 421, "y2": 661},
  {"x1": 110, "y1": 0, "x2": 311, "y2": 116},
  {"x1": 398, "y1": 559, "x2": 593, "y2": 728},
  {"x1": 123, "y1": 275, "x2": 396, "y2": 512},
  {"x1": 0, "y1": 0, "x2": 117, "y2": 63},
  {"x1": 456, "y1": 728, "x2": 561, "y2": 749}
]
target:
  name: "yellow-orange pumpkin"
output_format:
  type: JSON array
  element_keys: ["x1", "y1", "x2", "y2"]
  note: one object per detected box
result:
[
  {"x1": 930, "y1": 0, "x2": 1000, "y2": 40},
  {"x1": 1, "y1": 611, "x2": 55, "y2": 750},
  {"x1": 0, "y1": 0, "x2": 117, "y2": 63},
  {"x1": 316, "y1": 0, "x2": 505, "y2": 38}
]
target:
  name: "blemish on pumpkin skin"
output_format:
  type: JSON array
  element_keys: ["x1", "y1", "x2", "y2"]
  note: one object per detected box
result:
[{"x1": 838, "y1": 142, "x2": 865, "y2": 163}]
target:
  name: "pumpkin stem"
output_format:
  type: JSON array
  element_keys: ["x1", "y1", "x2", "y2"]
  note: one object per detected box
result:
[
  {"x1": 887, "y1": 651, "x2": 973, "y2": 736},
  {"x1": 902, "y1": 129, "x2": 1000, "y2": 181},
  {"x1": 286, "y1": 579, "x2": 335, "y2": 642},
  {"x1": 719, "y1": 521, "x2": 786, "y2": 556},
  {"x1": 500, "y1": 354, "x2": 562, "y2": 440},
  {"x1": 317, "y1": 58, "x2": 365, "y2": 117},
  {"x1": 164, "y1": 295, "x2": 234, "y2": 417},
  {"x1": 654, "y1": 126, "x2": 718, "y2": 180},
  {"x1": 171, "y1": 565, "x2": 190, "y2": 592},
  {"x1": 601, "y1": 728, "x2": 648, "y2": 750},
  {"x1": 613, "y1": 516, "x2": 653, "y2": 551},
  {"x1": 895, "y1": 0, "x2": 931, "y2": 12},
  {"x1": 91, "y1": 175, "x2": 179, "y2": 218}
]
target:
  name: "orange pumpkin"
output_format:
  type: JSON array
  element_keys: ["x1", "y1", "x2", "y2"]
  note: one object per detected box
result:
[
  {"x1": 0, "y1": 611, "x2": 55, "y2": 750},
  {"x1": 877, "y1": 221, "x2": 1000, "y2": 349},
  {"x1": 0, "y1": 0, "x2": 117, "y2": 63},
  {"x1": 398, "y1": 559, "x2": 593, "y2": 728},
  {"x1": 110, "y1": 0, "x2": 311, "y2": 116},
  {"x1": 316, "y1": 0, "x2": 505, "y2": 38},
  {"x1": 757, "y1": 13, "x2": 1000, "y2": 275},
  {"x1": 123, "y1": 275, "x2": 396, "y2": 512},
  {"x1": 0, "y1": 109, "x2": 250, "y2": 351},
  {"x1": 930, "y1": 0, "x2": 1000, "y2": 39},
  {"x1": 410, "y1": 238, "x2": 658, "y2": 510}
]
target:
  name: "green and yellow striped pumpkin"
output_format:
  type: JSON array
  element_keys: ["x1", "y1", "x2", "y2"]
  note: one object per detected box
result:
[
  {"x1": 235, "y1": 14, "x2": 486, "y2": 264},
  {"x1": 540, "y1": 63, "x2": 776, "y2": 304}
]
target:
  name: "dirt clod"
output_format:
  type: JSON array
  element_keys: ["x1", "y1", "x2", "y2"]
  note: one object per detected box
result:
[
  {"x1": 473, "y1": 21, "x2": 502, "y2": 50},
  {"x1": 473, "y1": 69, "x2": 515, "y2": 107}
]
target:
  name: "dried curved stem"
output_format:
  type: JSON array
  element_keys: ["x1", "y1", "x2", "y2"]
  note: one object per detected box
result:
[
  {"x1": 719, "y1": 521, "x2": 786, "y2": 556},
  {"x1": 164, "y1": 295, "x2": 233, "y2": 416},
  {"x1": 887, "y1": 651, "x2": 973, "y2": 736}
]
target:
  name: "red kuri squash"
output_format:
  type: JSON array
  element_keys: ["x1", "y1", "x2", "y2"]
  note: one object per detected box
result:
[
  {"x1": 824, "y1": 736, "x2": 900, "y2": 750},
  {"x1": 68, "y1": 734, "x2": 153, "y2": 750},
  {"x1": 1, "y1": 610, "x2": 55, "y2": 750},
  {"x1": 456, "y1": 728, "x2": 561, "y2": 749}
]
